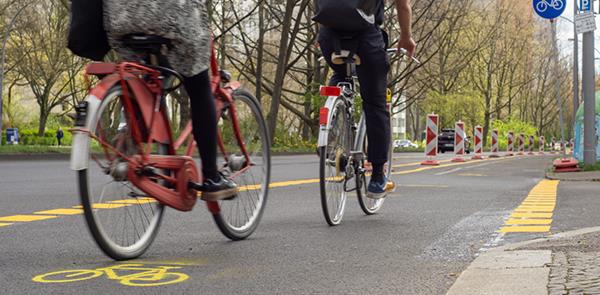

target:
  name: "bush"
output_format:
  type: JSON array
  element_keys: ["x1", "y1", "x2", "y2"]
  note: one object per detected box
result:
[
  {"x1": 491, "y1": 118, "x2": 538, "y2": 150},
  {"x1": 1, "y1": 128, "x2": 73, "y2": 146}
]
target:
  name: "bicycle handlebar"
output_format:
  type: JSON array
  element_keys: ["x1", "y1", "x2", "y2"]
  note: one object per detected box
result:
[{"x1": 317, "y1": 48, "x2": 420, "y2": 64}]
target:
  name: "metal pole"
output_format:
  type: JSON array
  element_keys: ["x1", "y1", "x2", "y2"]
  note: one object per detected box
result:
[
  {"x1": 552, "y1": 20, "x2": 567, "y2": 158},
  {"x1": 573, "y1": 3, "x2": 580, "y2": 117},
  {"x1": 0, "y1": 2, "x2": 32, "y2": 145},
  {"x1": 582, "y1": 14, "x2": 597, "y2": 165}
]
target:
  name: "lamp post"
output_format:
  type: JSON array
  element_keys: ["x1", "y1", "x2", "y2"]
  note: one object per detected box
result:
[{"x1": 0, "y1": 1, "x2": 33, "y2": 145}]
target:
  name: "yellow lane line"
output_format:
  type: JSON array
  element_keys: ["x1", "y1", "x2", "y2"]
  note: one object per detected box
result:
[
  {"x1": 73, "y1": 203, "x2": 133, "y2": 209},
  {"x1": 505, "y1": 219, "x2": 552, "y2": 225},
  {"x1": 392, "y1": 159, "x2": 452, "y2": 168},
  {"x1": 500, "y1": 226, "x2": 551, "y2": 233},
  {"x1": 0, "y1": 154, "x2": 532, "y2": 229},
  {"x1": 34, "y1": 209, "x2": 83, "y2": 215},
  {"x1": 0, "y1": 215, "x2": 58, "y2": 222},
  {"x1": 499, "y1": 179, "x2": 559, "y2": 234}
]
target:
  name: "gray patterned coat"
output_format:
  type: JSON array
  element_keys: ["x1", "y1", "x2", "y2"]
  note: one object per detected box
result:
[{"x1": 103, "y1": 0, "x2": 211, "y2": 77}]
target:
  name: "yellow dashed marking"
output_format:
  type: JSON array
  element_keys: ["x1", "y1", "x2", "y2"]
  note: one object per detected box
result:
[
  {"x1": 500, "y1": 226, "x2": 551, "y2": 233},
  {"x1": 109, "y1": 199, "x2": 157, "y2": 205},
  {"x1": 0, "y1": 215, "x2": 58, "y2": 222},
  {"x1": 505, "y1": 219, "x2": 552, "y2": 225},
  {"x1": 73, "y1": 203, "x2": 133, "y2": 209},
  {"x1": 500, "y1": 180, "x2": 559, "y2": 234},
  {"x1": 34, "y1": 209, "x2": 84, "y2": 215},
  {"x1": 511, "y1": 212, "x2": 553, "y2": 218},
  {"x1": 0, "y1": 223, "x2": 13, "y2": 227}
]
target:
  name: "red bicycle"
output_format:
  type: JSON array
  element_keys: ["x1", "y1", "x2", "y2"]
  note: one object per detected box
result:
[{"x1": 70, "y1": 35, "x2": 271, "y2": 260}]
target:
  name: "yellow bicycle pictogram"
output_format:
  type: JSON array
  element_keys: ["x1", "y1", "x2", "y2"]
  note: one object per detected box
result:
[{"x1": 32, "y1": 263, "x2": 189, "y2": 287}]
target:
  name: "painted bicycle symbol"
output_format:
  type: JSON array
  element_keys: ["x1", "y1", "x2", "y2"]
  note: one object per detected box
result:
[
  {"x1": 535, "y1": 0, "x2": 564, "y2": 12},
  {"x1": 32, "y1": 263, "x2": 189, "y2": 287}
]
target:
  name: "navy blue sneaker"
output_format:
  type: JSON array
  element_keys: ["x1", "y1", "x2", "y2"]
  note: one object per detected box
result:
[{"x1": 367, "y1": 175, "x2": 395, "y2": 199}]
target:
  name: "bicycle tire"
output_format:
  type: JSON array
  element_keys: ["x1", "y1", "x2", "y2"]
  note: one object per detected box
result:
[
  {"x1": 212, "y1": 89, "x2": 271, "y2": 240},
  {"x1": 356, "y1": 132, "x2": 391, "y2": 215},
  {"x1": 77, "y1": 85, "x2": 166, "y2": 260},
  {"x1": 32, "y1": 269, "x2": 103, "y2": 283},
  {"x1": 319, "y1": 98, "x2": 350, "y2": 226}
]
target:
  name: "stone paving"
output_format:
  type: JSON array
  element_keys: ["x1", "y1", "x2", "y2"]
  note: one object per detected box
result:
[{"x1": 519, "y1": 232, "x2": 600, "y2": 295}]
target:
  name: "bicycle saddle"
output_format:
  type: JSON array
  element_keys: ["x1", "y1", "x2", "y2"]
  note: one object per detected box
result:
[
  {"x1": 122, "y1": 34, "x2": 172, "y2": 55},
  {"x1": 331, "y1": 50, "x2": 361, "y2": 66}
]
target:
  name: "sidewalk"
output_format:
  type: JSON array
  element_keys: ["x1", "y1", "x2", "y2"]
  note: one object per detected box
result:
[
  {"x1": 447, "y1": 227, "x2": 600, "y2": 295},
  {"x1": 546, "y1": 171, "x2": 600, "y2": 182}
]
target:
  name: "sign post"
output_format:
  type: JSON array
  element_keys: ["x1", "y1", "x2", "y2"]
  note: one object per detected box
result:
[{"x1": 578, "y1": 1, "x2": 597, "y2": 166}]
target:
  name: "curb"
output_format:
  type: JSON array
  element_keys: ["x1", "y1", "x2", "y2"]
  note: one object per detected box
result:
[
  {"x1": 545, "y1": 171, "x2": 600, "y2": 182},
  {"x1": 0, "y1": 151, "x2": 319, "y2": 161},
  {"x1": 446, "y1": 226, "x2": 600, "y2": 295}
]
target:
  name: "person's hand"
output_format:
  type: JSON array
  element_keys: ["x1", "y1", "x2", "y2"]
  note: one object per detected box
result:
[{"x1": 398, "y1": 35, "x2": 416, "y2": 58}]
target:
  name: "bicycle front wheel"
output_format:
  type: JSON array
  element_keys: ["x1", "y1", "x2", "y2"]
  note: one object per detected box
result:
[
  {"x1": 212, "y1": 89, "x2": 270, "y2": 240},
  {"x1": 77, "y1": 85, "x2": 166, "y2": 260},
  {"x1": 319, "y1": 98, "x2": 351, "y2": 226}
]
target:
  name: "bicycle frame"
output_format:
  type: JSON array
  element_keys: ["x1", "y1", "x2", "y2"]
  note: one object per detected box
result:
[{"x1": 71, "y1": 42, "x2": 252, "y2": 213}]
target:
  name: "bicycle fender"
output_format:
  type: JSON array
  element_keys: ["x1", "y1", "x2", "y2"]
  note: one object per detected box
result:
[
  {"x1": 70, "y1": 94, "x2": 102, "y2": 171},
  {"x1": 317, "y1": 96, "x2": 341, "y2": 148}
]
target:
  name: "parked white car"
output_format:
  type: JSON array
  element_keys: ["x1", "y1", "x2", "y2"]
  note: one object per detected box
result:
[{"x1": 394, "y1": 139, "x2": 418, "y2": 148}]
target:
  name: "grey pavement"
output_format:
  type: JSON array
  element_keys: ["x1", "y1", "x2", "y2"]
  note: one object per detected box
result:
[{"x1": 1, "y1": 153, "x2": 599, "y2": 294}]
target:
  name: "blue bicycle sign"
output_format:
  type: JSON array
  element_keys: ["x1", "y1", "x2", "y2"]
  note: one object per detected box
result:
[{"x1": 533, "y1": 0, "x2": 566, "y2": 19}]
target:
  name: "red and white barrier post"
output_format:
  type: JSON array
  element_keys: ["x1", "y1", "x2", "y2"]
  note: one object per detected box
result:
[
  {"x1": 539, "y1": 136, "x2": 545, "y2": 155},
  {"x1": 490, "y1": 129, "x2": 500, "y2": 158},
  {"x1": 518, "y1": 133, "x2": 525, "y2": 155},
  {"x1": 421, "y1": 113, "x2": 440, "y2": 166},
  {"x1": 472, "y1": 125, "x2": 484, "y2": 160},
  {"x1": 452, "y1": 121, "x2": 467, "y2": 163},
  {"x1": 506, "y1": 131, "x2": 515, "y2": 157},
  {"x1": 528, "y1": 135, "x2": 535, "y2": 155},
  {"x1": 551, "y1": 137, "x2": 557, "y2": 154}
]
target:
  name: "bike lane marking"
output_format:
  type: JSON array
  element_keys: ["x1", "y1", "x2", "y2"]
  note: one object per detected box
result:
[
  {"x1": 0, "y1": 222, "x2": 13, "y2": 227},
  {"x1": 32, "y1": 262, "x2": 194, "y2": 287},
  {"x1": 499, "y1": 179, "x2": 559, "y2": 233},
  {"x1": 0, "y1": 215, "x2": 58, "y2": 222}
]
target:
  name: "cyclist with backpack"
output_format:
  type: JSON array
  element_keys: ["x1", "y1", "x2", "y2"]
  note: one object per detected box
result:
[{"x1": 314, "y1": 0, "x2": 416, "y2": 199}]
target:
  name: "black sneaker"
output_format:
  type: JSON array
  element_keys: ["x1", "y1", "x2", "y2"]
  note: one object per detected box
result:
[{"x1": 200, "y1": 172, "x2": 239, "y2": 201}]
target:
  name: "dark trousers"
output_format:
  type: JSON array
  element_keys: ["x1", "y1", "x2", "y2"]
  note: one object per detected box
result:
[{"x1": 318, "y1": 26, "x2": 391, "y2": 165}]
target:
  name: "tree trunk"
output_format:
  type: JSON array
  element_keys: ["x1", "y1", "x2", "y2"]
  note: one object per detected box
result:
[
  {"x1": 38, "y1": 110, "x2": 49, "y2": 137},
  {"x1": 255, "y1": 1, "x2": 265, "y2": 102},
  {"x1": 266, "y1": 0, "x2": 296, "y2": 142}
]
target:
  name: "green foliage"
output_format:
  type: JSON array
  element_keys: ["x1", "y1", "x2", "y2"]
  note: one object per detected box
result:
[
  {"x1": 491, "y1": 118, "x2": 537, "y2": 150},
  {"x1": 0, "y1": 145, "x2": 71, "y2": 154},
  {"x1": 1, "y1": 128, "x2": 72, "y2": 146},
  {"x1": 422, "y1": 90, "x2": 485, "y2": 130},
  {"x1": 581, "y1": 161, "x2": 600, "y2": 172}
]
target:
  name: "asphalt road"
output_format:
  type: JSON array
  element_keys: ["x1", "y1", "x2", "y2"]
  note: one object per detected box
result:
[{"x1": 1, "y1": 152, "x2": 599, "y2": 294}]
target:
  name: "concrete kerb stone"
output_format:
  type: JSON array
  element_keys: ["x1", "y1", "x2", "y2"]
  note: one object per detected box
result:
[
  {"x1": 545, "y1": 171, "x2": 600, "y2": 182},
  {"x1": 447, "y1": 226, "x2": 600, "y2": 295}
]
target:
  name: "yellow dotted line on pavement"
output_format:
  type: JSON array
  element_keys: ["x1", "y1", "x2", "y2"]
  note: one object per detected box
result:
[{"x1": 499, "y1": 179, "x2": 559, "y2": 233}]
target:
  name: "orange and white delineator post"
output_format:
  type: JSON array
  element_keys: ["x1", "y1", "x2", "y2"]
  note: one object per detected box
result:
[
  {"x1": 421, "y1": 114, "x2": 440, "y2": 166},
  {"x1": 471, "y1": 125, "x2": 484, "y2": 160},
  {"x1": 517, "y1": 133, "x2": 526, "y2": 155},
  {"x1": 528, "y1": 135, "x2": 535, "y2": 155},
  {"x1": 451, "y1": 121, "x2": 467, "y2": 162},
  {"x1": 506, "y1": 131, "x2": 515, "y2": 156},
  {"x1": 539, "y1": 136, "x2": 545, "y2": 154},
  {"x1": 489, "y1": 129, "x2": 500, "y2": 158}
]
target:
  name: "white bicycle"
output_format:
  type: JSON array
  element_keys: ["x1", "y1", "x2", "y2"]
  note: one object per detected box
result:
[{"x1": 535, "y1": 0, "x2": 564, "y2": 13}]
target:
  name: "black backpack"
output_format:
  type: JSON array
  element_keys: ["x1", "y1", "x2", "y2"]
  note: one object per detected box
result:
[
  {"x1": 67, "y1": 0, "x2": 110, "y2": 61},
  {"x1": 313, "y1": 0, "x2": 378, "y2": 32}
]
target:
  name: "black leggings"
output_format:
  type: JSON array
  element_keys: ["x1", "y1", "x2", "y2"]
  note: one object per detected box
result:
[{"x1": 182, "y1": 70, "x2": 218, "y2": 181}]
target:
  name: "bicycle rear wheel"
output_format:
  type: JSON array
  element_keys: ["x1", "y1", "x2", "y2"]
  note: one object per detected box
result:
[
  {"x1": 212, "y1": 89, "x2": 270, "y2": 240},
  {"x1": 319, "y1": 98, "x2": 351, "y2": 226},
  {"x1": 77, "y1": 85, "x2": 165, "y2": 260},
  {"x1": 356, "y1": 132, "x2": 391, "y2": 215}
]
